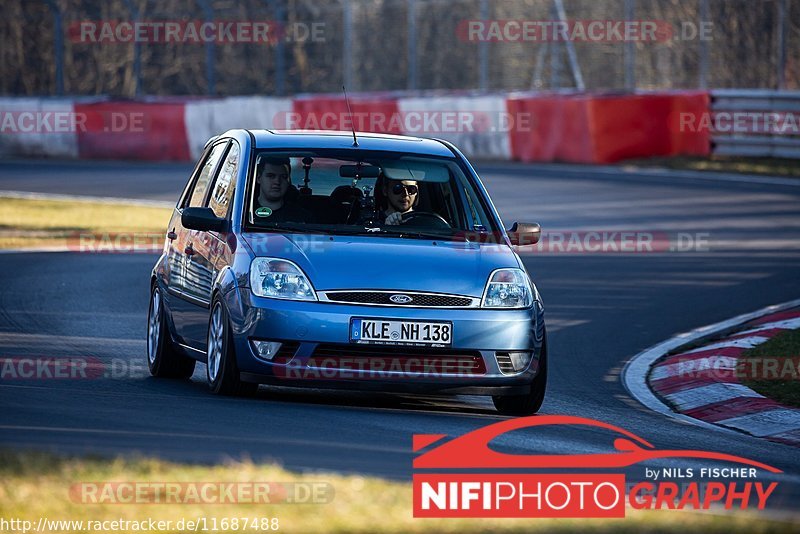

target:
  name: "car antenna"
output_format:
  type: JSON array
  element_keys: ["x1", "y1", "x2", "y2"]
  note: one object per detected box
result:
[{"x1": 342, "y1": 85, "x2": 358, "y2": 147}]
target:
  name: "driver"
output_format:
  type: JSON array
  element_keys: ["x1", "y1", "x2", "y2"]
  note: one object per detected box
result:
[{"x1": 382, "y1": 178, "x2": 419, "y2": 225}]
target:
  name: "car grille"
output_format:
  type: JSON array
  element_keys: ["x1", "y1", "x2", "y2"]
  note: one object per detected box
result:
[
  {"x1": 495, "y1": 351, "x2": 516, "y2": 375},
  {"x1": 322, "y1": 291, "x2": 475, "y2": 308},
  {"x1": 309, "y1": 344, "x2": 487, "y2": 375}
]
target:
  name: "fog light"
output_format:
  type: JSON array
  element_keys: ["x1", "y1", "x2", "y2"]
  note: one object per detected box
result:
[
  {"x1": 251, "y1": 340, "x2": 282, "y2": 361},
  {"x1": 508, "y1": 351, "x2": 532, "y2": 372}
]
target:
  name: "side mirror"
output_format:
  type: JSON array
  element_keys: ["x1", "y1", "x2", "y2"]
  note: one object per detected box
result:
[
  {"x1": 507, "y1": 222, "x2": 541, "y2": 246},
  {"x1": 181, "y1": 207, "x2": 228, "y2": 233}
]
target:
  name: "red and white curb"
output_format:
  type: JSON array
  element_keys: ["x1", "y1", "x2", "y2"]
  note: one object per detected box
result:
[{"x1": 622, "y1": 298, "x2": 800, "y2": 444}]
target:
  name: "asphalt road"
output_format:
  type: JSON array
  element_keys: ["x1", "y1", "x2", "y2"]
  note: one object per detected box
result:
[
  {"x1": 0, "y1": 159, "x2": 190, "y2": 202},
  {"x1": 1, "y1": 159, "x2": 799, "y2": 513}
]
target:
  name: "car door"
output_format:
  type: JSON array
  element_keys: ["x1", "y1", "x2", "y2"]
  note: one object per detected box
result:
[
  {"x1": 163, "y1": 146, "x2": 211, "y2": 298},
  {"x1": 176, "y1": 140, "x2": 241, "y2": 350},
  {"x1": 169, "y1": 140, "x2": 229, "y2": 349}
]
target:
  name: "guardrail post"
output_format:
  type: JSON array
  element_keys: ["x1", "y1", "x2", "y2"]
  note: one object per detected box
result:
[
  {"x1": 624, "y1": 0, "x2": 635, "y2": 90},
  {"x1": 776, "y1": 0, "x2": 788, "y2": 90},
  {"x1": 44, "y1": 0, "x2": 64, "y2": 96},
  {"x1": 407, "y1": 0, "x2": 417, "y2": 91},
  {"x1": 120, "y1": 0, "x2": 142, "y2": 97},
  {"x1": 549, "y1": 1, "x2": 561, "y2": 88},
  {"x1": 198, "y1": 0, "x2": 216, "y2": 95},
  {"x1": 478, "y1": 0, "x2": 489, "y2": 92},
  {"x1": 698, "y1": 0, "x2": 709, "y2": 89},
  {"x1": 273, "y1": 0, "x2": 286, "y2": 96},
  {"x1": 343, "y1": 0, "x2": 353, "y2": 90}
]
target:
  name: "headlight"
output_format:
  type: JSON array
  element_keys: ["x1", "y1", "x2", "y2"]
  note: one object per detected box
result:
[
  {"x1": 481, "y1": 268, "x2": 533, "y2": 308},
  {"x1": 249, "y1": 258, "x2": 317, "y2": 301}
]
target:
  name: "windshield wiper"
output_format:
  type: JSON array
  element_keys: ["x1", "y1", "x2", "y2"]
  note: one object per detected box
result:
[
  {"x1": 252, "y1": 222, "x2": 466, "y2": 241},
  {"x1": 253, "y1": 223, "x2": 380, "y2": 237},
  {"x1": 253, "y1": 222, "x2": 333, "y2": 234},
  {"x1": 368, "y1": 226, "x2": 466, "y2": 241}
]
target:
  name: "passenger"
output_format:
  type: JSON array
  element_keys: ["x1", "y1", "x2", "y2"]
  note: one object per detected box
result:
[{"x1": 254, "y1": 157, "x2": 312, "y2": 223}]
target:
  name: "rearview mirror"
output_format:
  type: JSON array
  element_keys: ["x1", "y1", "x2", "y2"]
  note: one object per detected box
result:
[
  {"x1": 339, "y1": 164, "x2": 381, "y2": 178},
  {"x1": 182, "y1": 207, "x2": 228, "y2": 233},
  {"x1": 508, "y1": 222, "x2": 541, "y2": 246}
]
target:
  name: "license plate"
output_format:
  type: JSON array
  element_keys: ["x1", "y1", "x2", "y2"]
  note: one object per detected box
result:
[{"x1": 350, "y1": 318, "x2": 453, "y2": 347}]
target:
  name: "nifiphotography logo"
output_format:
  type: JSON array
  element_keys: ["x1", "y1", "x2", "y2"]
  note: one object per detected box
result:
[{"x1": 412, "y1": 415, "x2": 781, "y2": 518}]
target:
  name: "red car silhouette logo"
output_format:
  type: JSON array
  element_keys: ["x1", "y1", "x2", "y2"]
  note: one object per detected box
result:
[{"x1": 413, "y1": 415, "x2": 781, "y2": 472}]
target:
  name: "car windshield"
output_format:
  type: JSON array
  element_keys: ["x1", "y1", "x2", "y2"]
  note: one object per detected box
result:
[{"x1": 245, "y1": 149, "x2": 500, "y2": 241}]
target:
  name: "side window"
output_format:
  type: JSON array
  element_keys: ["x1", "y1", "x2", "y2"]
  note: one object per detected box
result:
[
  {"x1": 208, "y1": 142, "x2": 240, "y2": 218},
  {"x1": 186, "y1": 142, "x2": 228, "y2": 208}
]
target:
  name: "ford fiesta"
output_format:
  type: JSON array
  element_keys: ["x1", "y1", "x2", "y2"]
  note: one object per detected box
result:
[{"x1": 147, "y1": 129, "x2": 547, "y2": 415}]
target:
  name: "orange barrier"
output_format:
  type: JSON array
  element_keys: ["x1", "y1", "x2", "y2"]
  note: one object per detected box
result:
[
  {"x1": 507, "y1": 92, "x2": 710, "y2": 164},
  {"x1": 507, "y1": 95, "x2": 593, "y2": 162},
  {"x1": 590, "y1": 92, "x2": 710, "y2": 162},
  {"x1": 74, "y1": 101, "x2": 190, "y2": 161}
]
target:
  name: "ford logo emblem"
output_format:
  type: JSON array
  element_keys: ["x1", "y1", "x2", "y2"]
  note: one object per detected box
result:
[{"x1": 389, "y1": 294, "x2": 413, "y2": 304}]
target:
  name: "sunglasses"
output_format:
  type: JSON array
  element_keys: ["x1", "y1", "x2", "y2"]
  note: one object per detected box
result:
[{"x1": 391, "y1": 183, "x2": 419, "y2": 196}]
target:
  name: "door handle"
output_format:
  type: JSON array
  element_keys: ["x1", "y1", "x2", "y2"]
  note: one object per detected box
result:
[
  {"x1": 167, "y1": 230, "x2": 177, "y2": 240},
  {"x1": 184, "y1": 244, "x2": 195, "y2": 256}
]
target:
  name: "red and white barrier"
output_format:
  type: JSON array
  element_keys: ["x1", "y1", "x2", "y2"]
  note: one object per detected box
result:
[
  {"x1": 185, "y1": 96, "x2": 293, "y2": 159},
  {"x1": 397, "y1": 95, "x2": 512, "y2": 160},
  {"x1": 74, "y1": 100, "x2": 191, "y2": 161},
  {"x1": 0, "y1": 91, "x2": 711, "y2": 163},
  {"x1": 0, "y1": 97, "x2": 79, "y2": 158}
]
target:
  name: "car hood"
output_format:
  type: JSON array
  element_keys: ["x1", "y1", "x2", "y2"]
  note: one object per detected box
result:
[{"x1": 241, "y1": 233, "x2": 522, "y2": 297}]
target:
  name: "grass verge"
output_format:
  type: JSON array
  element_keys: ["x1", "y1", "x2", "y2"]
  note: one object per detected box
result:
[
  {"x1": 0, "y1": 451, "x2": 794, "y2": 533},
  {"x1": 623, "y1": 156, "x2": 800, "y2": 178},
  {"x1": 0, "y1": 197, "x2": 171, "y2": 250},
  {"x1": 741, "y1": 328, "x2": 800, "y2": 408}
]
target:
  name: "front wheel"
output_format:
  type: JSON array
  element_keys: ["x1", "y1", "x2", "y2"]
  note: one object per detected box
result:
[
  {"x1": 147, "y1": 285, "x2": 195, "y2": 379},
  {"x1": 206, "y1": 297, "x2": 258, "y2": 397},
  {"x1": 492, "y1": 333, "x2": 548, "y2": 416}
]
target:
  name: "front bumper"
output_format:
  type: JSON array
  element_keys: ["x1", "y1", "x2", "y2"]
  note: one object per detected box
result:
[{"x1": 225, "y1": 288, "x2": 545, "y2": 394}]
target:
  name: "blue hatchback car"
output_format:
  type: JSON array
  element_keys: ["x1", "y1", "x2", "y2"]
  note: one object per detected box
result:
[{"x1": 148, "y1": 129, "x2": 547, "y2": 415}]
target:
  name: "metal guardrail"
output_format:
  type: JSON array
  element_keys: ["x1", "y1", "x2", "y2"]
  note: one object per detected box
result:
[{"x1": 710, "y1": 89, "x2": 800, "y2": 159}]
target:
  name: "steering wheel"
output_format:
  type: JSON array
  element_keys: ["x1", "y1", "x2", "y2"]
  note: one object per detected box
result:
[{"x1": 401, "y1": 211, "x2": 452, "y2": 229}]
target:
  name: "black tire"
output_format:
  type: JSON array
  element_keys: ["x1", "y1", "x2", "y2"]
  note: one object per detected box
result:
[
  {"x1": 206, "y1": 296, "x2": 258, "y2": 397},
  {"x1": 492, "y1": 333, "x2": 548, "y2": 416},
  {"x1": 147, "y1": 285, "x2": 196, "y2": 379}
]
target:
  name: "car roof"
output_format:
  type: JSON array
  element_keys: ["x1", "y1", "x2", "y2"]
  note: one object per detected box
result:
[{"x1": 247, "y1": 129, "x2": 456, "y2": 157}]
